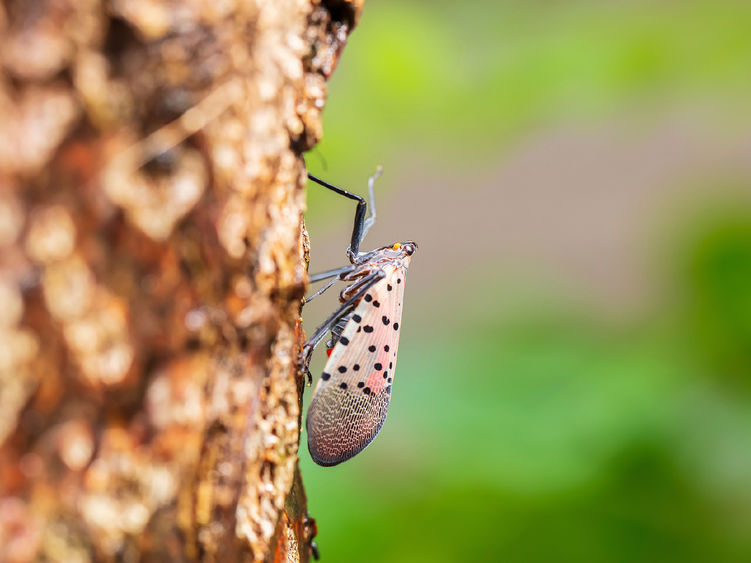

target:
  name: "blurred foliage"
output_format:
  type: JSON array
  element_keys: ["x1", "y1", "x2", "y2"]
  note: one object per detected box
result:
[
  {"x1": 301, "y1": 1, "x2": 751, "y2": 561},
  {"x1": 308, "y1": 0, "x2": 751, "y2": 192},
  {"x1": 676, "y1": 206, "x2": 751, "y2": 385}
]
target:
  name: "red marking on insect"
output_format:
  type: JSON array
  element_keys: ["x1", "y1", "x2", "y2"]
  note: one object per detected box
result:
[
  {"x1": 365, "y1": 371, "x2": 386, "y2": 393},
  {"x1": 326, "y1": 348, "x2": 333, "y2": 357}
]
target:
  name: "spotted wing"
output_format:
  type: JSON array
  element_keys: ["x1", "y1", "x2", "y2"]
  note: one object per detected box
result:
[{"x1": 306, "y1": 264, "x2": 408, "y2": 466}]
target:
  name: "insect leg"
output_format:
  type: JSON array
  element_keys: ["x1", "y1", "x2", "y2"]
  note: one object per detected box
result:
[
  {"x1": 361, "y1": 166, "x2": 382, "y2": 241},
  {"x1": 304, "y1": 265, "x2": 357, "y2": 305},
  {"x1": 307, "y1": 173, "x2": 367, "y2": 261},
  {"x1": 309, "y1": 265, "x2": 355, "y2": 283},
  {"x1": 304, "y1": 277, "x2": 338, "y2": 304},
  {"x1": 300, "y1": 305, "x2": 353, "y2": 385},
  {"x1": 339, "y1": 269, "x2": 381, "y2": 300},
  {"x1": 299, "y1": 270, "x2": 385, "y2": 384}
]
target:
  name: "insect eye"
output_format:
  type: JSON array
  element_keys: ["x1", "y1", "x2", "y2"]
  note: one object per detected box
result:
[{"x1": 404, "y1": 244, "x2": 414, "y2": 256}]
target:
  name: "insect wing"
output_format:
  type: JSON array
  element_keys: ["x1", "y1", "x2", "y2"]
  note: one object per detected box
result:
[{"x1": 306, "y1": 265, "x2": 407, "y2": 466}]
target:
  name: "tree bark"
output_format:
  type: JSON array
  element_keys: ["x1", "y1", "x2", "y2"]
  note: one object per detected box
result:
[{"x1": 0, "y1": 1, "x2": 363, "y2": 560}]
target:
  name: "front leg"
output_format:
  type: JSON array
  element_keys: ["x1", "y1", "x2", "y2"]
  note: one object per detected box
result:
[{"x1": 307, "y1": 173, "x2": 367, "y2": 260}]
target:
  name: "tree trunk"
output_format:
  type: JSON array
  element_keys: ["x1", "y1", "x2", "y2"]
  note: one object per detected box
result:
[{"x1": 0, "y1": 1, "x2": 363, "y2": 560}]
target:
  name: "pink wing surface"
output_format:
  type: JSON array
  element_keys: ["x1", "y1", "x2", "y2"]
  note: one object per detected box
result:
[{"x1": 307, "y1": 263, "x2": 408, "y2": 466}]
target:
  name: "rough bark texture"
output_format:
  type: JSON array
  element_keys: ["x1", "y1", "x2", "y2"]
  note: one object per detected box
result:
[{"x1": 0, "y1": 0, "x2": 363, "y2": 561}]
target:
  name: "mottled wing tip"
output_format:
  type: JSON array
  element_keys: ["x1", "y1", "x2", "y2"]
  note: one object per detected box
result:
[
  {"x1": 307, "y1": 444, "x2": 357, "y2": 468},
  {"x1": 306, "y1": 385, "x2": 389, "y2": 466}
]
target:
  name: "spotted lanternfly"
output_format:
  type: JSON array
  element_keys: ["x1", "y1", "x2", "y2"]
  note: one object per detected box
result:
[{"x1": 300, "y1": 167, "x2": 417, "y2": 466}]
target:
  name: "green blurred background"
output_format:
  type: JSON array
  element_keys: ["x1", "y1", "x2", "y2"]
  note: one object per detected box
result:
[{"x1": 300, "y1": 1, "x2": 751, "y2": 561}]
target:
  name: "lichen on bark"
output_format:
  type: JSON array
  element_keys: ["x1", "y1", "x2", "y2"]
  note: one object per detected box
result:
[{"x1": 0, "y1": 0, "x2": 364, "y2": 561}]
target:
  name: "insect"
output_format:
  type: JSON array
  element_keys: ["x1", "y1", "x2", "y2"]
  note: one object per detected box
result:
[{"x1": 300, "y1": 167, "x2": 417, "y2": 466}]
